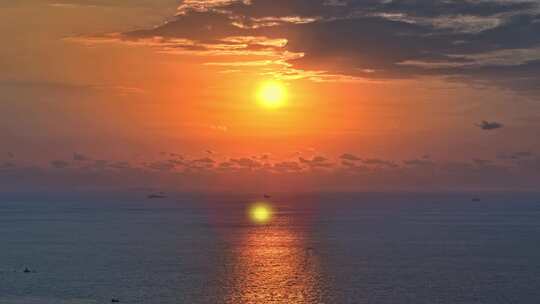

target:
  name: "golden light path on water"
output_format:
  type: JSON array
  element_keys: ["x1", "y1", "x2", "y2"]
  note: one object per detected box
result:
[{"x1": 222, "y1": 201, "x2": 325, "y2": 303}]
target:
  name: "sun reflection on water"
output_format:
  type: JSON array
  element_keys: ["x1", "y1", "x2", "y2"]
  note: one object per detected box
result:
[{"x1": 224, "y1": 213, "x2": 325, "y2": 303}]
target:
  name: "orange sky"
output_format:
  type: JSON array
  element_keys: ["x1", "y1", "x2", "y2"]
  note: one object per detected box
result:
[{"x1": 1, "y1": 1, "x2": 540, "y2": 191}]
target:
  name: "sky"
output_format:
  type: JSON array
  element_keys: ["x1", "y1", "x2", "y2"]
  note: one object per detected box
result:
[{"x1": 1, "y1": 0, "x2": 540, "y2": 192}]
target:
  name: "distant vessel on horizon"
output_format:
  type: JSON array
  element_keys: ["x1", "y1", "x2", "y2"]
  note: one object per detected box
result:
[{"x1": 472, "y1": 198, "x2": 481, "y2": 202}]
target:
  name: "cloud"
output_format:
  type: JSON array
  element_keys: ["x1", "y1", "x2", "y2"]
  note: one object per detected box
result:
[
  {"x1": 403, "y1": 159, "x2": 435, "y2": 166},
  {"x1": 73, "y1": 152, "x2": 92, "y2": 162},
  {"x1": 341, "y1": 160, "x2": 370, "y2": 172},
  {"x1": 50, "y1": 160, "x2": 70, "y2": 169},
  {"x1": 193, "y1": 157, "x2": 216, "y2": 164},
  {"x1": 108, "y1": 161, "x2": 131, "y2": 170},
  {"x1": 256, "y1": 153, "x2": 270, "y2": 160},
  {"x1": 182, "y1": 157, "x2": 216, "y2": 170},
  {"x1": 65, "y1": 0, "x2": 539, "y2": 92},
  {"x1": 44, "y1": 0, "x2": 173, "y2": 9},
  {"x1": 169, "y1": 152, "x2": 184, "y2": 159},
  {"x1": 192, "y1": 157, "x2": 216, "y2": 165},
  {"x1": 177, "y1": 0, "x2": 250, "y2": 14},
  {"x1": 51, "y1": 156, "x2": 135, "y2": 171},
  {"x1": 273, "y1": 161, "x2": 302, "y2": 172},
  {"x1": 497, "y1": 151, "x2": 534, "y2": 160},
  {"x1": 472, "y1": 159, "x2": 494, "y2": 166},
  {"x1": 299, "y1": 156, "x2": 333, "y2": 168},
  {"x1": 229, "y1": 157, "x2": 262, "y2": 169},
  {"x1": 2, "y1": 149, "x2": 540, "y2": 192},
  {"x1": 340, "y1": 153, "x2": 362, "y2": 161},
  {"x1": 341, "y1": 160, "x2": 356, "y2": 167},
  {"x1": 477, "y1": 120, "x2": 504, "y2": 130},
  {"x1": 144, "y1": 160, "x2": 176, "y2": 171},
  {"x1": 362, "y1": 158, "x2": 398, "y2": 168}
]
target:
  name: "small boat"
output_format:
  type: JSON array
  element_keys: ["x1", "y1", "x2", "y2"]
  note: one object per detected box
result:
[
  {"x1": 263, "y1": 194, "x2": 271, "y2": 199},
  {"x1": 111, "y1": 298, "x2": 120, "y2": 303},
  {"x1": 472, "y1": 198, "x2": 481, "y2": 202},
  {"x1": 23, "y1": 267, "x2": 31, "y2": 273}
]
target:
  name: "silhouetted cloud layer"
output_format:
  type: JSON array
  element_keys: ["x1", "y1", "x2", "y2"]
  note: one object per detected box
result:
[
  {"x1": 3, "y1": 150, "x2": 538, "y2": 191},
  {"x1": 70, "y1": 0, "x2": 540, "y2": 93}
]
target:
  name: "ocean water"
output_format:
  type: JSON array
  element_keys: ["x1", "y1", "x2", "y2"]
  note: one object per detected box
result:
[{"x1": 1, "y1": 192, "x2": 540, "y2": 303}]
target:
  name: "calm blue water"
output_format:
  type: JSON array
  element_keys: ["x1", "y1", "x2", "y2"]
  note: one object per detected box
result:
[{"x1": 1, "y1": 192, "x2": 540, "y2": 303}]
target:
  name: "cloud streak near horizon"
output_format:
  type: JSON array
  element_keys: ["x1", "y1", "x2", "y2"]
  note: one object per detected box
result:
[{"x1": 2, "y1": 149, "x2": 539, "y2": 191}]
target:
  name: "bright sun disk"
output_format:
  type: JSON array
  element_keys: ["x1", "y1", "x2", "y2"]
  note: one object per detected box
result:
[{"x1": 257, "y1": 81, "x2": 287, "y2": 108}]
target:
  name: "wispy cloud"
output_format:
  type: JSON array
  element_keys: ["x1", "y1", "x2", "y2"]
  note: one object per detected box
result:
[{"x1": 477, "y1": 120, "x2": 504, "y2": 130}]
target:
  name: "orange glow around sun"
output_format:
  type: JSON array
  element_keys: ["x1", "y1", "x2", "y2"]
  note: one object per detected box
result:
[{"x1": 257, "y1": 81, "x2": 287, "y2": 109}]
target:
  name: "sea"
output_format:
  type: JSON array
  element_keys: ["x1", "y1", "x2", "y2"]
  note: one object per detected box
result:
[{"x1": 1, "y1": 192, "x2": 540, "y2": 303}]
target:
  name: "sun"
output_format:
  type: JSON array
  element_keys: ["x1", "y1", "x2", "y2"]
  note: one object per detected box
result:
[
  {"x1": 249, "y1": 202, "x2": 273, "y2": 224},
  {"x1": 257, "y1": 81, "x2": 287, "y2": 108}
]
